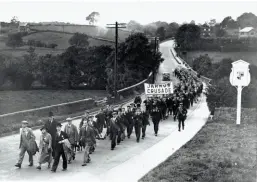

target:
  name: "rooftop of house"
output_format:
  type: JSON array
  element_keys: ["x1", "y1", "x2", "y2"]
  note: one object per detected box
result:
[
  {"x1": 239, "y1": 27, "x2": 254, "y2": 33},
  {"x1": 19, "y1": 22, "x2": 28, "y2": 27}
]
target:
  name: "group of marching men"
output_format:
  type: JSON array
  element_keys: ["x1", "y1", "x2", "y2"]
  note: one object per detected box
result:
[{"x1": 14, "y1": 67, "x2": 203, "y2": 173}]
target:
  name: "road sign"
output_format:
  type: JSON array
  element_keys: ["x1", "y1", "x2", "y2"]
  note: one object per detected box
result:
[{"x1": 229, "y1": 60, "x2": 251, "y2": 125}]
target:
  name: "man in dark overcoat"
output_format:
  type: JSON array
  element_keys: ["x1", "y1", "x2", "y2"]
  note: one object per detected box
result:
[{"x1": 44, "y1": 111, "x2": 57, "y2": 158}]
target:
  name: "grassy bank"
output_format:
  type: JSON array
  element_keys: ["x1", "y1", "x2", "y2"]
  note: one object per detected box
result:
[
  {"x1": 0, "y1": 90, "x2": 107, "y2": 115},
  {"x1": 140, "y1": 108, "x2": 257, "y2": 182},
  {"x1": 186, "y1": 51, "x2": 257, "y2": 66}
]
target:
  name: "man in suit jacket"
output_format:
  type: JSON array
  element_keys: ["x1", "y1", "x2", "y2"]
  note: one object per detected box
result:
[
  {"x1": 15, "y1": 120, "x2": 36, "y2": 168},
  {"x1": 64, "y1": 118, "x2": 79, "y2": 163},
  {"x1": 44, "y1": 111, "x2": 57, "y2": 158},
  {"x1": 51, "y1": 123, "x2": 68, "y2": 172},
  {"x1": 82, "y1": 116, "x2": 96, "y2": 166}
]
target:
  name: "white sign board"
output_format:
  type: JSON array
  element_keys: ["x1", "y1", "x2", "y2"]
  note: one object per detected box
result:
[
  {"x1": 144, "y1": 82, "x2": 173, "y2": 95},
  {"x1": 229, "y1": 60, "x2": 250, "y2": 86},
  {"x1": 229, "y1": 60, "x2": 251, "y2": 125}
]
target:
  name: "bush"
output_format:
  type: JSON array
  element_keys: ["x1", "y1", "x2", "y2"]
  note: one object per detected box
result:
[{"x1": 6, "y1": 33, "x2": 24, "y2": 48}]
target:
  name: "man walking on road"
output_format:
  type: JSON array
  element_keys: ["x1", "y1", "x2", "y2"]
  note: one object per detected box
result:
[
  {"x1": 134, "y1": 108, "x2": 143, "y2": 143},
  {"x1": 125, "y1": 106, "x2": 134, "y2": 139},
  {"x1": 51, "y1": 123, "x2": 68, "y2": 172},
  {"x1": 81, "y1": 116, "x2": 96, "y2": 166},
  {"x1": 175, "y1": 103, "x2": 188, "y2": 132},
  {"x1": 151, "y1": 107, "x2": 161, "y2": 136},
  {"x1": 110, "y1": 111, "x2": 119, "y2": 150},
  {"x1": 15, "y1": 120, "x2": 36, "y2": 168},
  {"x1": 44, "y1": 111, "x2": 57, "y2": 158},
  {"x1": 64, "y1": 118, "x2": 79, "y2": 164}
]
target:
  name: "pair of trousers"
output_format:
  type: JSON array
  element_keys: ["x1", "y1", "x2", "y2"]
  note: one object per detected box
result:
[
  {"x1": 117, "y1": 130, "x2": 122, "y2": 144},
  {"x1": 111, "y1": 132, "x2": 117, "y2": 149},
  {"x1": 178, "y1": 119, "x2": 185, "y2": 130},
  {"x1": 52, "y1": 149, "x2": 67, "y2": 171},
  {"x1": 142, "y1": 125, "x2": 147, "y2": 137},
  {"x1": 83, "y1": 144, "x2": 91, "y2": 164},
  {"x1": 134, "y1": 125, "x2": 141, "y2": 141},
  {"x1": 127, "y1": 124, "x2": 133, "y2": 137},
  {"x1": 18, "y1": 146, "x2": 33, "y2": 164},
  {"x1": 153, "y1": 120, "x2": 160, "y2": 134},
  {"x1": 67, "y1": 144, "x2": 75, "y2": 162}
]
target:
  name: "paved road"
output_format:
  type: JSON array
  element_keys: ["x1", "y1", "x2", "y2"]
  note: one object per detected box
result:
[
  {"x1": 155, "y1": 40, "x2": 181, "y2": 84},
  {"x1": 0, "y1": 39, "x2": 192, "y2": 181}
]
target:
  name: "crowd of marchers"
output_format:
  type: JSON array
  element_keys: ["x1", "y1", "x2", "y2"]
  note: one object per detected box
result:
[{"x1": 14, "y1": 67, "x2": 203, "y2": 173}]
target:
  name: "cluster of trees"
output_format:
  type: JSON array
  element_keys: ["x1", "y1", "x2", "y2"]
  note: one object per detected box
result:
[
  {"x1": 0, "y1": 33, "x2": 163, "y2": 93},
  {"x1": 191, "y1": 55, "x2": 257, "y2": 109},
  {"x1": 175, "y1": 23, "x2": 257, "y2": 52},
  {"x1": 127, "y1": 20, "x2": 179, "y2": 41}
]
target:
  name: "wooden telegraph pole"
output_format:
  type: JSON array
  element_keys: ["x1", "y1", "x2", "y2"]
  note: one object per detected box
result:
[{"x1": 106, "y1": 22, "x2": 126, "y2": 99}]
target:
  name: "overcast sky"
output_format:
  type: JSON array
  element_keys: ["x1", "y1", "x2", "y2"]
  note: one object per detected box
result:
[{"x1": 0, "y1": 0, "x2": 257, "y2": 26}]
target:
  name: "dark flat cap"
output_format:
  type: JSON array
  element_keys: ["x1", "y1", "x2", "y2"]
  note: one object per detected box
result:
[
  {"x1": 40, "y1": 126, "x2": 46, "y2": 131},
  {"x1": 48, "y1": 111, "x2": 54, "y2": 117},
  {"x1": 56, "y1": 123, "x2": 62, "y2": 127}
]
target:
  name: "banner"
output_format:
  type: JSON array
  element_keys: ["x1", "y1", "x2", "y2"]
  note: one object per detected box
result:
[{"x1": 144, "y1": 82, "x2": 173, "y2": 95}]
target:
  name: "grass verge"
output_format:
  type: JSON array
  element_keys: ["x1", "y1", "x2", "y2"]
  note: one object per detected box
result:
[
  {"x1": 140, "y1": 108, "x2": 257, "y2": 182},
  {"x1": 0, "y1": 90, "x2": 107, "y2": 115}
]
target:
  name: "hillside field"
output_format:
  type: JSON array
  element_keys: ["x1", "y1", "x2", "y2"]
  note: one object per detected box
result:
[
  {"x1": 23, "y1": 31, "x2": 115, "y2": 49},
  {"x1": 140, "y1": 108, "x2": 257, "y2": 182},
  {"x1": 0, "y1": 31, "x2": 116, "y2": 57},
  {"x1": 186, "y1": 51, "x2": 257, "y2": 66},
  {"x1": 0, "y1": 90, "x2": 107, "y2": 115}
]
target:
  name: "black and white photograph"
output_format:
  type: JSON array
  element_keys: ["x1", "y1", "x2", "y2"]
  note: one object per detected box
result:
[{"x1": 0, "y1": 0, "x2": 256, "y2": 181}]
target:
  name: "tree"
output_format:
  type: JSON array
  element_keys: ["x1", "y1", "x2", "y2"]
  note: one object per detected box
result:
[
  {"x1": 156, "y1": 26, "x2": 166, "y2": 41},
  {"x1": 127, "y1": 20, "x2": 144, "y2": 32},
  {"x1": 38, "y1": 54, "x2": 70, "y2": 88},
  {"x1": 208, "y1": 19, "x2": 216, "y2": 27},
  {"x1": 237, "y1": 12, "x2": 257, "y2": 28},
  {"x1": 206, "y1": 77, "x2": 257, "y2": 110},
  {"x1": 166, "y1": 22, "x2": 179, "y2": 38},
  {"x1": 68, "y1": 33, "x2": 89, "y2": 48},
  {"x1": 105, "y1": 33, "x2": 164, "y2": 94},
  {"x1": 86, "y1": 12, "x2": 100, "y2": 25},
  {"x1": 215, "y1": 28, "x2": 227, "y2": 37},
  {"x1": 190, "y1": 20, "x2": 195, "y2": 25},
  {"x1": 175, "y1": 24, "x2": 201, "y2": 50},
  {"x1": 192, "y1": 54, "x2": 212, "y2": 76},
  {"x1": 220, "y1": 16, "x2": 238, "y2": 29},
  {"x1": 77, "y1": 45, "x2": 113, "y2": 89},
  {"x1": 10, "y1": 16, "x2": 19, "y2": 24},
  {"x1": 6, "y1": 33, "x2": 23, "y2": 48},
  {"x1": 210, "y1": 58, "x2": 233, "y2": 79}
]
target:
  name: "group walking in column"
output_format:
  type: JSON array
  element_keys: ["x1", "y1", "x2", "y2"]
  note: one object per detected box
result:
[{"x1": 14, "y1": 67, "x2": 203, "y2": 172}]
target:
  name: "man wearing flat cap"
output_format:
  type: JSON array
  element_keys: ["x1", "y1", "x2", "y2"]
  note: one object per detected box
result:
[
  {"x1": 37, "y1": 126, "x2": 52, "y2": 170},
  {"x1": 125, "y1": 105, "x2": 134, "y2": 139},
  {"x1": 81, "y1": 116, "x2": 95, "y2": 166},
  {"x1": 110, "y1": 111, "x2": 119, "y2": 150},
  {"x1": 64, "y1": 118, "x2": 79, "y2": 164},
  {"x1": 51, "y1": 123, "x2": 69, "y2": 172},
  {"x1": 134, "y1": 108, "x2": 143, "y2": 143},
  {"x1": 175, "y1": 103, "x2": 188, "y2": 132},
  {"x1": 15, "y1": 120, "x2": 36, "y2": 168},
  {"x1": 44, "y1": 111, "x2": 57, "y2": 158}
]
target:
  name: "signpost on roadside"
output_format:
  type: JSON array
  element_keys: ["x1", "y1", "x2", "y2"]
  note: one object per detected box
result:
[{"x1": 229, "y1": 60, "x2": 251, "y2": 125}]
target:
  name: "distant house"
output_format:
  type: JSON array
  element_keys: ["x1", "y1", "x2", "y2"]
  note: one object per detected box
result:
[
  {"x1": 239, "y1": 27, "x2": 257, "y2": 39},
  {"x1": 18, "y1": 22, "x2": 30, "y2": 32},
  {"x1": 200, "y1": 24, "x2": 212, "y2": 38}
]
